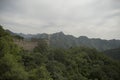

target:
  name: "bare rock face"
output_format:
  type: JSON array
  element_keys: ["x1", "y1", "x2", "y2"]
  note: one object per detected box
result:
[{"x1": 14, "y1": 39, "x2": 38, "y2": 51}]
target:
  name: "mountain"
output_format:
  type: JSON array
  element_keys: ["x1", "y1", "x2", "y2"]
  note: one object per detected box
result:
[
  {"x1": 104, "y1": 48, "x2": 120, "y2": 60},
  {"x1": 50, "y1": 32, "x2": 120, "y2": 51},
  {"x1": 1, "y1": 25, "x2": 120, "y2": 80},
  {"x1": 5, "y1": 29, "x2": 16, "y2": 35},
  {"x1": 7, "y1": 31, "x2": 120, "y2": 51}
]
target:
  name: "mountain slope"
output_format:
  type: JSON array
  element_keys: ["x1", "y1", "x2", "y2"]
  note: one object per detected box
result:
[
  {"x1": 104, "y1": 48, "x2": 120, "y2": 60},
  {"x1": 8, "y1": 31, "x2": 120, "y2": 51},
  {"x1": 1, "y1": 25, "x2": 120, "y2": 80}
]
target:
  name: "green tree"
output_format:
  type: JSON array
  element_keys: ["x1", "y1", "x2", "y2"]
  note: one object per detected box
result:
[
  {"x1": 34, "y1": 39, "x2": 49, "y2": 53},
  {"x1": 29, "y1": 65, "x2": 53, "y2": 80},
  {"x1": 0, "y1": 26, "x2": 28, "y2": 80}
]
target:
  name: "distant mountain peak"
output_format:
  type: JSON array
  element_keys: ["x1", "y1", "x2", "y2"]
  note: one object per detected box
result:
[
  {"x1": 6, "y1": 29, "x2": 120, "y2": 51},
  {"x1": 79, "y1": 36, "x2": 88, "y2": 39},
  {"x1": 53, "y1": 31, "x2": 65, "y2": 36},
  {"x1": 56, "y1": 31, "x2": 64, "y2": 34}
]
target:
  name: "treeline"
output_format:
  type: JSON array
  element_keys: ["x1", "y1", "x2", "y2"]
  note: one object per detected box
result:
[{"x1": 0, "y1": 25, "x2": 120, "y2": 80}]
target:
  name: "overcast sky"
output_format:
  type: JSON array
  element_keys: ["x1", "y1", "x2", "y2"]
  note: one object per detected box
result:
[{"x1": 0, "y1": 0, "x2": 120, "y2": 39}]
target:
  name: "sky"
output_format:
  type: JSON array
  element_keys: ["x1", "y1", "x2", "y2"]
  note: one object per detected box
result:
[{"x1": 0, "y1": 0, "x2": 120, "y2": 39}]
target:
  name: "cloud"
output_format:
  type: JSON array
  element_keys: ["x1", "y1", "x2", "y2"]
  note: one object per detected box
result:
[{"x1": 0, "y1": 0, "x2": 120, "y2": 39}]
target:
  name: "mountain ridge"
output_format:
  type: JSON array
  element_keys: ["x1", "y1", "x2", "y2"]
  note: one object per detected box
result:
[{"x1": 7, "y1": 30, "x2": 120, "y2": 51}]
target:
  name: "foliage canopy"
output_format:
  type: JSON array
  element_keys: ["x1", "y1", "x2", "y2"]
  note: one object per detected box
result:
[{"x1": 0, "y1": 25, "x2": 120, "y2": 80}]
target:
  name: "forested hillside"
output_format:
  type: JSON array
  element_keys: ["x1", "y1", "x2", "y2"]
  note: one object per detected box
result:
[
  {"x1": 0, "y1": 25, "x2": 120, "y2": 80},
  {"x1": 104, "y1": 48, "x2": 120, "y2": 60}
]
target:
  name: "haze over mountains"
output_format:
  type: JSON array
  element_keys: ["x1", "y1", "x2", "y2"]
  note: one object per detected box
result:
[
  {"x1": 8, "y1": 30, "x2": 120, "y2": 51},
  {"x1": 0, "y1": 0, "x2": 120, "y2": 79},
  {"x1": 1, "y1": 25, "x2": 120, "y2": 80}
]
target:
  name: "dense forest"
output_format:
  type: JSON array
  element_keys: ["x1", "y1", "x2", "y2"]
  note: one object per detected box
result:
[
  {"x1": 104, "y1": 48, "x2": 120, "y2": 60},
  {"x1": 0, "y1": 25, "x2": 120, "y2": 80}
]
